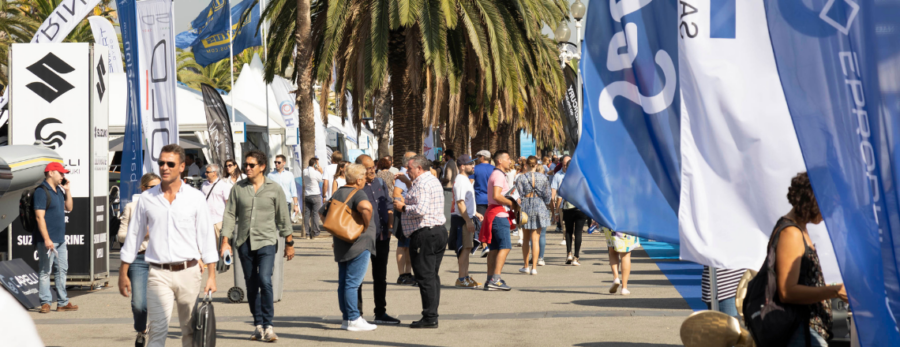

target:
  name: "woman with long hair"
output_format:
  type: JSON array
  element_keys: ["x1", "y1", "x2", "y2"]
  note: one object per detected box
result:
[
  {"x1": 331, "y1": 161, "x2": 349, "y2": 197},
  {"x1": 224, "y1": 159, "x2": 246, "y2": 184},
  {"x1": 514, "y1": 156, "x2": 551, "y2": 274}
]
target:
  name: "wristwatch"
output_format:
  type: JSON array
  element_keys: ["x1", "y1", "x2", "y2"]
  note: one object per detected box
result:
[{"x1": 285, "y1": 240, "x2": 295, "y2": 247}]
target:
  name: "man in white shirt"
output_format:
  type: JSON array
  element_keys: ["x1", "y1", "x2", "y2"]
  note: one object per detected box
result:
[
  {"x1": 322, "y1": 151, "x2": 343, "y2": 201},
  {"x1": 201, "y1": 164, "x2": 232, "y2": 233},
  {"x1": 186, "y1": 154, "x2": 201, "y2": 177},
  {"x1": 451, "y1": 155, "x2": 483, "y2": 288},
  {"x1": 302, "y1": 158, "x2": 325, "y2": 239},
  {"x1": 119, "y1": 144, "x2": 219, "y2": 347},
  {"x1": 267, "y1": 154, "x2": 300, "y2": 216}
]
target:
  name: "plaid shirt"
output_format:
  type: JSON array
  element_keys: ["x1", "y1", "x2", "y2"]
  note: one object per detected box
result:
[{"x1": 401, "y1": 172, "x2": 446, "y2": 236}]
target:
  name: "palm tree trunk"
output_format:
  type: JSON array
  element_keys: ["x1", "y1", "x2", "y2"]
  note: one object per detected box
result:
[
  {"x1": 389, "y1": 28, "x2": 423, "y2": 165},
  {"x1": 374, "y1": 77, "x2": 392, "y2": 158},
  {"x1": 295, "y1": 0, "x2": 315, "y2": 166}
]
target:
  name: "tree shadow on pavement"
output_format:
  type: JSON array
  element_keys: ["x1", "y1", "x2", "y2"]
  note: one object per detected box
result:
[
  {"x1": 571, "y1": 297, "x2": 690, "y2": 310},
  {"x1": 575, "y1": 343, "x2": 681, "y2": 346}
]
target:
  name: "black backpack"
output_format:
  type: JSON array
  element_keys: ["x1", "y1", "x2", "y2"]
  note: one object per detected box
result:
[{"x1": 18, "y1": 185, "x2": 55, "y2": 233}]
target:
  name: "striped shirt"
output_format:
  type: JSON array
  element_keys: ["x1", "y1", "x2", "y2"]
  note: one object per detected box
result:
[
  {"x1": 401, "y1": 172, "x2": 446, "y2": 237},
  {"x1": 701, "y1": 267, "x2": 746, "y2": 302}
]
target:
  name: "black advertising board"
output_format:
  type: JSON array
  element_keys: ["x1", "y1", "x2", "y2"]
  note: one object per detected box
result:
[
  {"x1": 92, "y1": 196, "x2": 108, "y2": 274},
  {"x1": 0, "y1": 258, "x2": 55, "y2": 309},
  {"x1": 10, "y1": 197, "x2": 92, "y2": 274}
]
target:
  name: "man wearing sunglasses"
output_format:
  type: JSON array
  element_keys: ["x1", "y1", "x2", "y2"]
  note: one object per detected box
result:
[
  {"x1": 267, "y1": 154, "x2": 300, "y2": 218},
  {"x1": 119, "y1": 144, "x2": 219, "y2": 347},
  {"x1": 221, "y1": 150, "x2": 294, "y2": 342}
]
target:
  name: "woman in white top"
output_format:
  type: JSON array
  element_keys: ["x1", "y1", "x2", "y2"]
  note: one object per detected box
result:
[
  {"x1": 116, "y1": 172, "x2": 159, "y2": 345},
  {"x1": 224, "y1": 159, "x2": 246, "y2": 184},
  {"x1": 331, "y1": 161, "x2": 348, "y2": 198}
]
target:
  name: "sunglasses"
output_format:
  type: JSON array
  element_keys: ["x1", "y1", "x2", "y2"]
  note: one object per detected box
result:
[
  {"x1": 157, "y1": 160, "x2": 177, "y2": 168},
  {"x1": 274, "y1": 161, "x2": 282, "y2": 164},
  {"x1": 145, "y1": 184, "x2": 158, "y2": 189},
  {"x1": 206, "y1": 171, "x2": 215, "y2": 174},
  {"x1": 243, "y1": 163, "x2": 258, "y2": 170},
  {"x1": 226, "y1": 163, "x2": 235, "y2": 167}
]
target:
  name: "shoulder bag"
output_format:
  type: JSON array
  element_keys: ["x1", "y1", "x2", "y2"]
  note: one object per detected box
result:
[{"x1": 323, "y1": 188, "x2": 368, "y2": 243}]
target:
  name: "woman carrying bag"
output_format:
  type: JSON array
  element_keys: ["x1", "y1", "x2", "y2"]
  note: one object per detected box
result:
[{"x1": 319, "y1": 164, "x2": 377, "y2": 332}]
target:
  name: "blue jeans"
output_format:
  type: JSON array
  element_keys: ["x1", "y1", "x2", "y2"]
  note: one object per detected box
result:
[
  {"x1": 37, "y1": 241, "x2": 68, "y2": 306},
  {"x1": 787, "y1": 326, "x2": 828, "y2": 347},
  {"x1": 128, "y1": 253, "x2": 149, "y2": 332},
  {"x1": 705, "y1": 296, "x2": 738, "y2": 317},
  {"x1": 238, "y1": 242, "x2": 277, "y2": 327},
  {"x1": 538, "y1": 227, "x2": 547, "y2": 259},
  {"x1": 338, "y1": 250, "x2": 370, "y2": 321}
]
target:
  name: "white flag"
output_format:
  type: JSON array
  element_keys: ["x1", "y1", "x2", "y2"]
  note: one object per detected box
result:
[
  {"x1": 137, "y1": 0, "x2": 178, "y2": 174},
  {"x1": 677, "y1": 0, "x2": 841, "y2": 282},
  {"x1": 0, "y1": 0, "x2": 103, "y2": 114},
  {"x1": 88, "y1": 16, "x2": 123, "y2": 74}
]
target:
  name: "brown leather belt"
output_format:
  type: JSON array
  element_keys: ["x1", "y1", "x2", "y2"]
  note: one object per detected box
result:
[
  {"x1": 149, "y1": 259, "x2": 198, "y2": 272},
  {"x1": 138, "y1": 250, "x2": 146, "y2": 255}
]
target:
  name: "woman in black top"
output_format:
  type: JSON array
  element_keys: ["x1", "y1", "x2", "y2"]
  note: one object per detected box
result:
[{"x1": 774, "y1": 172, "x2": 846, "y2": 346}]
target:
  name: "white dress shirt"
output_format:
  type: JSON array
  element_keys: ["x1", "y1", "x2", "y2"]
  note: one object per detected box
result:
[
  {"x1": 120, "y1": 183, "x2": 219, "y2": 265},
  {"x1": 323, "y1": 163, "x2": 338, "y2": 199},
  {"x1": 267, "y1": 169, "x2": 298, "y2": 203},
  {"x1": 302, "y1": 166, "x2": 324, "y2": 196},
  {"x1": 188, "y1": 163, "x2": 201, "y2": 177},
  {"x1": 201, "y1": 178, "x2": 233, "y2": 225}
]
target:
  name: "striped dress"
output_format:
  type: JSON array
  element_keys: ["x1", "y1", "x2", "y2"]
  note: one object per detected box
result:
[{"x1": 701, "y1": 266, "x2": 745, "y2": 302}]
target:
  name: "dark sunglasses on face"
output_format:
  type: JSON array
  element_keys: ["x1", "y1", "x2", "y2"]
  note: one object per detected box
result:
[
  {"x1": 145, "y1": 184, "x2": 158, "y2": 189},
  {"x1": 157, "y1": 160, "x2": 177, "y2": 168},
  {"x1": 243, "y1": 163, "x2": 258, "y2": 170},
  {"x1": 274, "y1": 161, "x2": 283, "y2": 164},
  {"x1": 226, "y1": 163, "x2": 235, "y2": 167},
  {"x1": 206, "y1": 171, "x2": 215, "y2": 174}
]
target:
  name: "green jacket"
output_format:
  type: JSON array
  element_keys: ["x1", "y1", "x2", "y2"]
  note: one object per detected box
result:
[{"x1": 221, "y1": 177, "x2": 292, "y2": 250}]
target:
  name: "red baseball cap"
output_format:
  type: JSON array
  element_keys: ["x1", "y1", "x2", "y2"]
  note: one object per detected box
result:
[{"x1": 44, "y1": 162, "x2": 70, "y2": 174}]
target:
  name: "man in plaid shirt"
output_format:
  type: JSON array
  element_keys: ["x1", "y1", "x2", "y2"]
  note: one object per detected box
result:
[{"x1": 394, "y1": 155, "x2": 447, "y2": 329}]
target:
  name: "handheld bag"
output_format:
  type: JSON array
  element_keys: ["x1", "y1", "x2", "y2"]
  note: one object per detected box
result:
[
  {"x1": 742, "y1": 219, "x2": 809, "y2": 347},
  {"x1": 192, "y1": 292, "x2": 217, "y2": 347},
  {"x1": 323, "y1": 188, "x2": 368, "y2": 243}
]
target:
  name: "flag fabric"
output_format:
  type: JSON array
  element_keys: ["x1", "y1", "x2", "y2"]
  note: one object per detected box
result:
[
  {"x1": 188, "y1": 0, "x2": 231, "y2": 47},
  {"x1": 116, "y1": 0, "x2": 143, "y2": 212},
  {"x1": 270, "y1": 72, "x2": 304, "y2": 196},
  {"x1": 201, "y1": 84, "x2": 235, "y2": 167},
  {"x1": 559, "y1": 0, "x2": 681, "y2": 244},
  {"x1": 175, "y1": 30, "x2": 200, "y2": 50},
  {"x1": 676, "y1": 0, "x2": 840, "y2": 280},
  {"x1": 192, "y1": 0, "x2": 261, "y2": 67},
  {"x1": 765, "y1": 0, "x2": 900, "y2": 344},
  {"x1": 137, "y1": 0, "x2": 179, "y2": 174},
  {"x1": 560, "y1": 64, "x2": 579, "y2": 153},
  {"x1": 0, "y1": 0, "x2": 103, "y2": 116},
  {"x1": 88, "y1": 16, "x2": 123, "y2": 74}
]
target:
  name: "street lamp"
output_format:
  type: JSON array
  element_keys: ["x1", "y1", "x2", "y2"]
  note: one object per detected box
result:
[{"x1": 555, "y1": 22, "x2": 571, "y2": 43}]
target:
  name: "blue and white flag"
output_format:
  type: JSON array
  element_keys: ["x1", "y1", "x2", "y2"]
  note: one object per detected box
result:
[
  {"x1": 192, "y1": 0, "x2": 261, "y2": 67},
  {"x1": 559, "y1": 0, "x2": 680, "y2": 243},
  {"x1": 116, "y1": 0, "x2": 143, "y2": 213},
  {"x1": 189, "y1": 0, "x2": 230, "y2": 47},
  {"x1": 766, "y1": 0, "x2": 900, "y2": 344}
]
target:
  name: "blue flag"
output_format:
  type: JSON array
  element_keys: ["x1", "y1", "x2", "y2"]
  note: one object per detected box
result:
[
  {"x1": 116, "y1": 0, "x2": 143, "y2": 212},
  {"x1": 765, "y1": 0, "x2": 900, "y2": 344},
  {"x1": 188, "y1": 0, "x2": 230, "y2": 47},
  {"x1": 559, "y1": 0, "x2": 680, "y2": 243},
  {"x1": 192, "y1": 0, "x2": 261, "y2": 67}
]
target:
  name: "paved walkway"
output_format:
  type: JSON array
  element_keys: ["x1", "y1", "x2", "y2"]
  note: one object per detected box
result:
[{"x1": 30, "y1": 229, "x2": 695, "y2": 346}]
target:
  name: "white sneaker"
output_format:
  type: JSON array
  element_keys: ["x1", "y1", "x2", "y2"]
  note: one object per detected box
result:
[
  {"x1": 518, "y1": 266, "x2": 530, "y2": 273},
  {"x1": 609, "y1": 278, "x2": 621, "y2": 294},
  {"x1": 530, "y1": 268, "x2": 538, "y2": 275},
  {"x1": 516, "y1": 239, "x2": 523, "y2": 247},
  {"x1": 511, "y1": 230, "x2": 519, "y2": 237},
  {"x1": 621, "y1": 288, "x2": 631, "y2": 296},
  {"x1": 250, "y1": 325, "x2": 263, "y2": 340},
  {"x1": 538, "y1": 258, "x2": 545, "y2": 266},
  {"x1": 341, "y1": 320, "x2": 349, "y2": 330},
  {"x1": 560, "y1": 239, "x2": 566, "y2": 245},
  {"x1": 262, "y1": 326, "x2": 278, "y2": 342},
  {"x1": 347, "y1": 317, "x2": 377, "y2": 331}
]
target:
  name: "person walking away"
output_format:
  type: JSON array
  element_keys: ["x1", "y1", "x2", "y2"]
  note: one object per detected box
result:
[
  {"x1": 354, "y1": 155, "x2": 401, "y2": 325},
  {"x1": 118, "y1": 144, "x2": 219, "y2": 347},
  {"x1": 202, "y1": 164, "x2": 233, "y2": 238},
  {"x1": 479, "y1": 150, "x2": 515, "y2": 291},
  {"x1": 394, "y1": 155, "x2": 447, "y2": 328},
  {"x1": 600, "y1": 221, "x2": 639, "y2": 295},
  {"x1": 766, "y1": 172, "x2": 845, "y2": 346},
  {"x1": 35, "y1": 162, "x2": 77, "y2": 314},
  {"x1": 551, "y1": 156, "x2": 571, "y2": 244},
  {"x1": 441, "y1": 159, "x2": 458, "y2": 252},
  {"x1": 319, "y1": 164, "x2": 378, "y2": 331},
  {"x1": 556, "y1": 158, "x2": 588, "y2": 265},
  {"x1": 302, "y1": 158, "x2": 325, "y2": 239},
  {"x1": 393, "y1": 151, "x2": 417, "y2": 285},
  {"x1": 220, "y1": 150, "x2": 295, "y2": 341},
  {"x1": 331, "y1": 161, "x2": 349, "y2": 198},
  {"x1": 702, "y1": 266, "x2": 746, "y2": 316},
  {"x1": 472, "y1": 150, "x2": 495, "y2": 258},
  {"x1": 268, "y1": 154, "x2": 301, "y2": 218},
  {"x1": 451, "y1": 155, "x2": 483, "y2": 288},
  {"x1": 535, "y1": 165, "x2": 548, "y2": 266},
  {"x1": 323, "y1": 151, "x2": 344, "y2": 201},
  {"x1": 515, "y1": 156, "x2": 552, "y2": 275},
  {"x1": 117, "y1": 173, "x2": 160, "y2": 346},
  {"x1": 225, "y1": 159, "x2": 247, "y2": 184},
  {"x1": 376, "y1": 157, "x2": 395, "y2": 193}
]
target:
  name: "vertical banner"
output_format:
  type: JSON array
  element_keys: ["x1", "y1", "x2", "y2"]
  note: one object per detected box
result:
[
  {"x1": 88, "y1": 16, "x2": 123, "y2": 74},
  {"x1": 560, "y1": 64, "x2": 579, "y2": 153},
  {"x1": 676, "y1": 0, "x2": 840, "y2": 281},
  {"x1": 424, "y1": 127, "x2": 435, "y2": 160},
  {"x1": 137, "y1": 0, "x2": 179, "y2": 174},
  {"x1": 117, "y1": 0, "x2": 143, "y2": 212},
  {"x1": 200, "y1": 84, "x2": 235, "y2": 167},
  {"x1": 9, "y1": 43, "x2": 92, "y2": 274},
  {"x1": 765, "y1": 0, "x2": 900, "y2": 344},
  {"x1": 91, "y1": 46, "x2": 110, "y2": 275},
  {"x1": 271, "y1": 75, "x2": 304, "y2": 193},
  {"x1": 559, "y1": 0, "x2": 680, "y2": 243}
]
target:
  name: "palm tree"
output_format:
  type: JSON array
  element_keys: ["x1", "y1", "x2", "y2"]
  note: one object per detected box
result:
[{"x1": 177, "y1": 49, "x2": 235, "y2": 92}]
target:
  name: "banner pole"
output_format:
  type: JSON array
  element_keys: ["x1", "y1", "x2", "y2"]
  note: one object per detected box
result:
[
  {"x1": 710, "y1": 267, "x2": 719, "y2": 312},
  {"x1": 229, "y1": 0, "x2": 235, "y2": 123},
  {"x1": 263, "y1": 0, "x2": 270, "y2": 149}
]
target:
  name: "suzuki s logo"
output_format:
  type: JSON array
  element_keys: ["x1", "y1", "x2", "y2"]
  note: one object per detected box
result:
[
  {"x1": 26, "y1": 53, "x2": 75, "y2": 103},
  {"x1": 35, "y1": 118, "x2": 66, "y2": 150},
  {"x1": 96, "y1": 56, "x2": 106, "y2": 102}
]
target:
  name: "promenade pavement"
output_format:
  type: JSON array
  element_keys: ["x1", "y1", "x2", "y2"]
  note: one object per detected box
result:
[{"x1": 29, "y1": 228, "x2": 691, "y2": 346}]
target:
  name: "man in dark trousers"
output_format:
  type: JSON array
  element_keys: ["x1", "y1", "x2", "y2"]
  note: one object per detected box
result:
[{"x1": 354, "y1": 155, "x2": 401, "y2": 325}]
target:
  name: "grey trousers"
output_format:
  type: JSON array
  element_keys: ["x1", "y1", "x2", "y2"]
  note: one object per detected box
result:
[{"x1": 303, "y1": 195, "x2": 323, "y2": 237}]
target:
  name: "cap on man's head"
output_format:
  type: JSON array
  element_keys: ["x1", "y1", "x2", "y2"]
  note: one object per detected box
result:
[
  {"x1": 475, "y1": 150, "x2": 491, "y2": 159},
  {"x1": 44, "y1": 162, "x2": 69, "y2": 174},
  {"x1": 456, "y1": 154, "x2": 474, "y2": 166}
]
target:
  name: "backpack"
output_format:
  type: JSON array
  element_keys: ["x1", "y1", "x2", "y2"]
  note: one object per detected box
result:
[{"x1": 19, "y1": 186, "x2": 53, "y2": 233}]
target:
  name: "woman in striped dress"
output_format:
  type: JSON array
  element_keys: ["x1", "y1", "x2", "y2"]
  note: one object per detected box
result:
[{"x1": 599, "y1": 222, "x2": 640, "y2": 295}]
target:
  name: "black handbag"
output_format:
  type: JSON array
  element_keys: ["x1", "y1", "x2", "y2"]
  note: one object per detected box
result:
[
  {"x1": 743, "y1": 218, "x2": 810, "y2": 347},
  {"x1": 192, "y1": 292, "x2": 217, "y2": 347}
]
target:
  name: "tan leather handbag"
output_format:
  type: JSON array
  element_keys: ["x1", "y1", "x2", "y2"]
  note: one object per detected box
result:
[{"x1": 323, "y1": 188, "x2": 368, "y2": 243}]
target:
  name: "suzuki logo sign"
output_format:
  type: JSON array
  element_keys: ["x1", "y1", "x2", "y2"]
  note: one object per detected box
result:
[
  {"x1": 25, "y1": 53, "x2": 75, "y2": 103},
  {"x1": 95, "y1": 56, "x2": 106, "y2": 102},
  {"x1": 35, "y1": 118, "x2": 66, "y2": 150}
]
